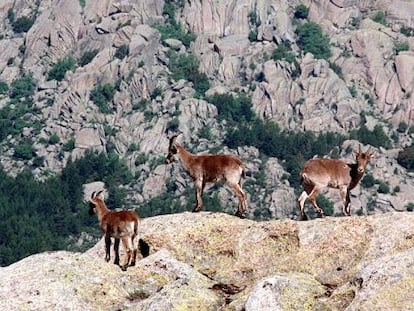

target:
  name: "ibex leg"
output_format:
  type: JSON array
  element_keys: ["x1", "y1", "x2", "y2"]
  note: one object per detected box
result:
[
  {"x1": 113, "y1": 238, "x2": 120, "y2": 266},
  {"x1": 230, "y1": 183, "x2": 247, "y2": 218},
  {"x1": 104, "y1": 234, "x2": 111, "y2": 262},
  {"x1": 297, "y1": 191, "x2": 308, "y2": 221},
  {"x1": 340, "y1": 186, "x2": 351, "y2": 216},
  {"x1": 193, "y1": 178, "x2": 204, "y2": 212},
  {"x1": 308, "y1": 187, "x2": 325, "y2": 218}
]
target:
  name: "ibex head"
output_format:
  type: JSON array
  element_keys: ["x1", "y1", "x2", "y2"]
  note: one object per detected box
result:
[
  {"x1": 165, "y1": 134, "x2": 180, "y2": 164},
  {"x1": 89, "y1": 190, "x2": 104, "y2": 215},
  {"x1": 355, "y1": 145, "x2": 373, "y2": 174}
]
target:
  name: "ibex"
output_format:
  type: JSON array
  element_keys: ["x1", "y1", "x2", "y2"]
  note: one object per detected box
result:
[
  {"x1": 165, "y1": 134, "x2": 248, "y2": 218},
  {"x1": 298, "y1": 145, "x2": 373, "y2": 220},
  {"x1": 89, "y1": 191, "x2": 140, "y2": 271}
]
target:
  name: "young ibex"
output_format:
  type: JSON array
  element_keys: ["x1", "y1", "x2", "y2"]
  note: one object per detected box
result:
[
  {"x1": 298, "y1": 145, "x2": 373, "y2": 220},
  {"x1": 165, "y1": 134, "x2": 248, "y2": 218},
  {"x1": 89, "y1": 191, "x2": 140, "y2": 271}
]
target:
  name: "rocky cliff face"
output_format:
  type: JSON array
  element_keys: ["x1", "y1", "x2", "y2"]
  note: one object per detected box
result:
[
  {"x1": 1, "y1": 0, "x2": 414, "y2": 217},
  {"x1": 2, "y1": 212, "x2": 414, "y2": 310}
]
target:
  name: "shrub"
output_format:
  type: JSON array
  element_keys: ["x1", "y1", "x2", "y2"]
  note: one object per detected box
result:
[
  {"x1": 294, "y1": 4, "x2": 309, "y2": 19},
  {"x1": 400, "y1": 26, "x2": 414, "y2": 37},
  {"x1": 207, "y1": 93, "x2": 255, "y2": 124},
  {"x1": 397, "y1": 122, "x2": 408, "y2": 133},
  {"x1": 7, "y1": 8, "x2": 15, "y2": 23},
  {"x1": 14, "y1": 143, "x2": 35, "y2": 160},
  {"x1": 361, "y1": 173, "x2": 375, "y2": 188},
  {"x1": 377, "y1": 181, "x2": 390, "y2": 194},
  {"x1": 47, "y1": 56, "x2": 77, "y2": 81},
  {"x1": 10, "y1": 73, "x2": 36, "y2": 100},
  {"x1": 168, "y1": 52, "x2": 210, "y2": 96},
  {"x1": 350, "y1": 124, "x2": 391, "y2": 149},
  {"x1": 166, "y1": 118, "x2": 180, "y2": 132},
  {"x1": 272, "y1": 42, "x2": 296, "y2": 63},
  {"x1": 395, "y1": 42, "x2": 409, "y2": 54},
  {"x1": 406, "y1": 202, "x2": 414, "y2": 212},
  {"x1": 62, "y1": 139, "x2": 75, "y2": 152},
  {"x1": 0, "y1": 81, "x2": 9, "y2": 95},
  {"x1": 248, "y1": 30, "x2": 258, "y2": 42},
  {"x1": 155, "y1": 22, "x2": 196, "y2": 48},
  {"x1": 79, "y1": 49, "x2": 99, "y2": 66},
  {"x1": 372, "y1": 11, "x2": 386, "y2": 25},
  {"x1": 198, "y1": 126, "x2": 213, "y2": 140},
  {"x1": 90, "y1": 84, "x2": 115, "y2": 113},
  {"x1": 49, "y1": 134, "x2": 60, "y2": 145},
  {"x1": 11, "y1": 16, "x2": 34, "y2": 33},
  {"x1": 115, "y1": 45, "x2": 129, "y2": 60},
  {"x1": 296, "y1": 22, "x2": 332, "y2": 59},
  {"x1": 397, "y1": 147, "x2": 414, "y2": 170}
]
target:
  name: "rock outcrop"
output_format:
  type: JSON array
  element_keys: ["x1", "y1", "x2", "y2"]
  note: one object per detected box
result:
[{"x1": 2, "y1": 212, "x2": 414, "y2": 310}]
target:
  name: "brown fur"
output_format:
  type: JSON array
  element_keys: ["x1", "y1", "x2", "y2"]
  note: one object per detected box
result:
[
  {"x1": 89, "y1": 191, "x2": 140, "y2": 270},
  {"x1": 298, "y1": 146, "x2": 373, "y2": 220},
  {"x1": 165, "y1": 134, "x2": 248, "y2": 218}
]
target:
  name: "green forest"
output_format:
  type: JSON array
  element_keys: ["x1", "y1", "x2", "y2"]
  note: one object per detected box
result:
[{"x1": 0, "y1": 151, "x2": 132, "y2": 266}]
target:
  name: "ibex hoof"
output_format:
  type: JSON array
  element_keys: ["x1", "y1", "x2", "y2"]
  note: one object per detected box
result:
[
  {"x1": 192, "y1": 207, "x2": 202, "y2": 213},
  {"x1": 121, "y1": 266, "x2": 128, "y2": 271},
  {"x1": 235, "y1": 211, "x2": 247, "y2": 219}
]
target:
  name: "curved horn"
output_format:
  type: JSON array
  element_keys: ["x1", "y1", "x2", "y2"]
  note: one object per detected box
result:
[
  {"x1": 91, "y1": 191, "x2": 96, "y2": 199},
  {"x1": 170, "y1": 133, "x2": 181, "y2": 145}
]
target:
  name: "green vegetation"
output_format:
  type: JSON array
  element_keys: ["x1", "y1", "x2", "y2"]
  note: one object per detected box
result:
[
  {"x1": 400, "y1": 25, "x2": 414, "y2": 37},
  {"x1": 10, "y1": 72, "x2": 36, "y2": 101},
  {"x1": 207, "y1": 93, "x2": 255, "y2": 124},
  {"x1": 0, "y1": 151, "x2": 133, "y2": 266},
  {"x1": 395, "y1": 42, "x2": 409, "y2": 54},
  {"x1": 90, "y1": 83, "x2": 115, "y2": 113},
  {"x1": 248, "y1": 9, "x2": 261, "y2": 42},
  {"x1": 296, "y1": 22, "x2": 332, "y2": 59},
  {"x1": 166, "y1": 118, "x2": 180, "y2": 133},
  {"x1": 272, "y1": 42, "x2": 296, "y2": 63},
  {"x1": 168, "y1": 51, "x2": 210, "y2": 97},
  {"x1": 79, "y1": 49, "x2": 99, "y2": 66},
  {"x1": 372, "y1": 11, "x2": 386, "y2": 25},
  {"x1": 10, "y1": 15, "x2": 34, "y2": 33},
  {"x1": 397, "y1": 145, "x2": 414, "y2": 171},
  {"x1": 377, "y1": 181, "x2": 390, "y2": 194},
  {"x1": 0, "y1": 81, "x2": 9, "y2": 95},
  {"x1": 7, "y1": 8, "x2": 15, "y2": 23},
  {"x1": 13, "y1": 141, "x2": 35, "y2": 160},
  {"x1": 49, "y1": 134, "x2": 60, "y2": 145},
  {"x1": 350, "y1": 124, "x2": 391, "y2": 149},
  {"x1": 294, "y1": 4, "x2": 309, "y2": 19},
  {"x1": 47, "y1": 56, "x2": 77, "y2": 81},
  {"x1": 155, "y1": 23, "x2": 196, "y2": 48},
  {"x1": 114, "y1": 45, "x2": 129, "y2": 60},
  {"x1": 155, "y1": 0, "x2": 195, "y2": 48},
  {"x1": 0, "y1": 73, "x2": 38, "y2": 142}
]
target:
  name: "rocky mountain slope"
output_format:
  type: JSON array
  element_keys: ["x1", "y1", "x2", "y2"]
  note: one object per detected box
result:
[
  {"x1": 1, "y1": 0, "x2": 414, "y2": 218},
  {"x1": 2, "y1": 212, "x2": 414, "y2": 310}
]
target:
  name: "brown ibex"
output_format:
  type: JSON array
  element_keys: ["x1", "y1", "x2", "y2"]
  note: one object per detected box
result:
[
  {"x1": 89, "y1": 191, "x2": 140, "y2": 271},
  {"x1": 298, "y1": 145, "x2": 373, "y2": 220},
  {"x1": 165, "y1": 134, "x2": 248, "y2": 218}
]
